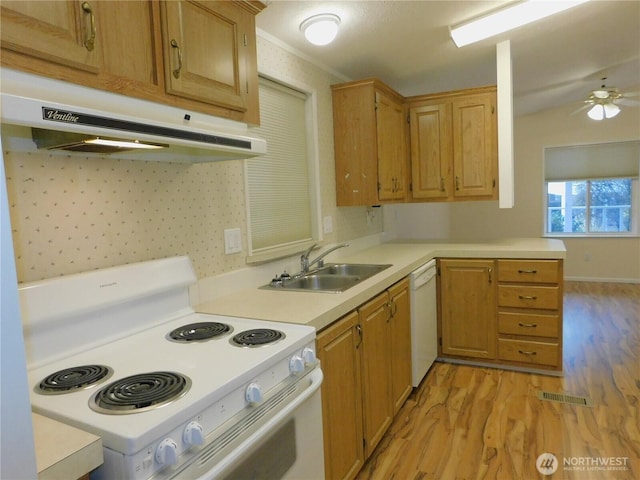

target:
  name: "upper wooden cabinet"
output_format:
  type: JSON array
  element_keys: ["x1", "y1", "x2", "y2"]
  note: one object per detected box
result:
[
  {"x1": 0, "y1": 1, "x2": 102, "y2": 73},
  {"x1": 0, "y1": 0, "x2": 264, "y2": 125},
  {"x1": 407, "y1": 87, "x2": 498, "y2": 202},
  {"x1": 332, "y1": 78, "x2": 408, "y2": 206},
  {"x1": 160, "y1": 1, "x2": 259, "y2": 121},
  {"x1": 331, "y1": 79, "x2": 497, "y2": 205}
]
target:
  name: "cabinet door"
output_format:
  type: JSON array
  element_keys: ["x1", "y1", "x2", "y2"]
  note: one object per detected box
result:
[
  {"x1": 0, "y1": 0, "x2": 101, "y2": 73},
  {"x1": 161, "y1": 0, "x2": 249, "y2": 113},
  {"x1": 316, "y1": 312, "x2": 365, "y2": 480},
  {"x1": 376, "y1": 90, "x2": 408, "y2": 202},
  {"x1": 451, "y1": 93, "x2": 497, "y2": 198},
  {"x1": 358, "y1": 292, "x2": 393, "y2": 457},
  {"x1": 409, "y1": 102, "x2": 452, "y2": 200},
  {"x1": 332, "y1": 83, "x2": 379, "y2": 206},
  {"x1": 388, "y1": 278, "x2": 412, "y2": 415},
  {"x1": 439, "y1": 259, "x2": 497, "y2": 359},
  {"x1": 96, "y1": 1, "x2": 159, "y2": 88}
]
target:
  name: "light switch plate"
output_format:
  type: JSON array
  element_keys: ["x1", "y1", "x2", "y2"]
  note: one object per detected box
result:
[
  {"x1": 224, "y1": 228, "x2": 242, "y2": 254},
  {"x1": 323, "y1": 216, "x2": 333, "y2": 234}
]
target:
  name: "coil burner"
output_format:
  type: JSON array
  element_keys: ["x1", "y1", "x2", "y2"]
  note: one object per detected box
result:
[
  {"x1": 90, "y1": 371, "x2": 191, "y2": 414},
  {"x1": 231, "y1": 329, "x2": 285, "y2": 347},
  {"x1": 168, "y1": 322, "x2": 232, "y2": 342},
  {"x1": 37, "y1": 365, "x2": 113, "y2": 395}
]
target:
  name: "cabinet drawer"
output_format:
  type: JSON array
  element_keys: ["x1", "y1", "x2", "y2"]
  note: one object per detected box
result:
[
  {"x1": 498, "y1": 312, "x2": 559, "y2": 338},
  {"x1": 498, "y1": 260, "x2": 560, "y2": 284},
  {"x1": 498, "y1": 339, "x2": 560, "y2": 367},
  {"x1": 498, "y1": 285, "x2": 559, "y2": 310}
]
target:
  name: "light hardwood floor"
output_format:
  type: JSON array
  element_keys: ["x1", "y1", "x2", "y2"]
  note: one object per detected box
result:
[{"x1": 356, "y1": 282, "x2": 640, "y2": 480}]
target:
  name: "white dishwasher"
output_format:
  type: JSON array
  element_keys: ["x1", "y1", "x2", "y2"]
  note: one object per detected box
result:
[{"x1": 409, "y1": 259, "x2": 438, "y2": 387}]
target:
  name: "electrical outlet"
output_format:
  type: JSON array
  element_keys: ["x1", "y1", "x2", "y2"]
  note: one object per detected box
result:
[{"x1": 224, "y1": 228, "x2": 242, "y2": 254}]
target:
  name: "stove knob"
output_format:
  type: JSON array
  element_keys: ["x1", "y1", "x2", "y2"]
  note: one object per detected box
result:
[
  {"x1": 289, "y1": 355, "x2": 305, "y2": 374},
  {"x1": 246, "y1": 382, "x2": 263, "y2": 404},
  {"x1": 302, "y1": 347, "x2": 317, "y2": 366},
  {"x1": 183, "y1": 421, "x2": 205, "y2": 447},
  {"x1": 155, "y1": 438, "x2": 179, "y2": 467}
]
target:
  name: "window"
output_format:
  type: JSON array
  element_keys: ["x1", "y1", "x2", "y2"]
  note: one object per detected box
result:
[
  {"x1": 245, "y1": 77, "x2": 320, "y2": 262},
  {"x1": 544, "y1": 141, "x2": 639, "y2": 236}
]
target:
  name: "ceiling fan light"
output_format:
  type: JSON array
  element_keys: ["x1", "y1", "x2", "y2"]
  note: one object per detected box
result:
[
  {"x1": 587, "y1": 104, "x2": 604, "y2": 121},
  {"x1": 300, "y1": 14, "x2": 340, "y2": 46},
  {"x1": 603, "y1": 103, "x2": 620, "y2": 118}
]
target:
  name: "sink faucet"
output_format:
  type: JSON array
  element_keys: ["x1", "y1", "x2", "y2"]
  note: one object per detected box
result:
[{"x1": 301, "y1": 243, "x2": 349, "y2": 273}]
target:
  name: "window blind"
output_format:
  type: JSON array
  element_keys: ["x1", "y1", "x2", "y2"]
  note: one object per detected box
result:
[
  {"x1": 545, "y1": 141, "x2": 640, "y2": 181},
  {"x1": 246, "y1": 78, "x2": 312, "y2": 253}
]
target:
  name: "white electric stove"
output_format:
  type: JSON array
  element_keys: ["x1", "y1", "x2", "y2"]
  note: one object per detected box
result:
[{"x1": 20, "y1": 257, "x2": 324, "y2": 480}]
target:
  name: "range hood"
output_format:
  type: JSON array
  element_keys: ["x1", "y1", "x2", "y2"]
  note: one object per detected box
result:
[{"x1": 0, "y1": 69, "x2": 266, "y2": 162}]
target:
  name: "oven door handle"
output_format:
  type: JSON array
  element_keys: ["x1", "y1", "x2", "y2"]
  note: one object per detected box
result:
[{"x1": 191, "y1": 367, "x2": 324, "y2": 480}]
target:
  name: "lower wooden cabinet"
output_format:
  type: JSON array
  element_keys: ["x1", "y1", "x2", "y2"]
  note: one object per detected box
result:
[
  {"x1": 438, "y1": 258, "x2": 563, "y2": 372},
  {"x1": 438, "y1": 259, "x2": 497, "y2": 359},
  {"x1": 316, "y1": 278, "x2": 412, "y2": 480},
  {"x1": 316, "y1": 311, "x2": 364, "y2": 480}
]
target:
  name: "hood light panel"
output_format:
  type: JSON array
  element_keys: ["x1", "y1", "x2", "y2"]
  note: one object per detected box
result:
[{"x1": 83, "y1": 138, "x2": 168, "y2": 150}]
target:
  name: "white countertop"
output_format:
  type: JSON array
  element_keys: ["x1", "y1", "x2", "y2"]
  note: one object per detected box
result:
[
  {"x1": 33, "y1": 413, "x2": 103, "y2": 480},
  {"x1": 196, "y1": 239, "x2": 565, "y2": 331}
]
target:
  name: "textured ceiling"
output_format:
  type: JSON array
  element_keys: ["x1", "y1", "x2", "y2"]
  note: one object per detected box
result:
[{"x1": 256, "y1": 0, "x2": 640, "y2": 116}]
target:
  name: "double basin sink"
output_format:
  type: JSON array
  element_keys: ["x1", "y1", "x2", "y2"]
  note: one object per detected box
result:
[{"x1": 264, "y1": 263, "x2": 392, "y2": 293}]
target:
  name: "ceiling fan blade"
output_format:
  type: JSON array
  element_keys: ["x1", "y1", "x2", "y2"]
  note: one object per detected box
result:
[
  {"x1": 570, "y1": 104, "x2": 590, "y2": 115},
  {"x1": 618, "y1": 98, "x2": 640, "y2": 106}
]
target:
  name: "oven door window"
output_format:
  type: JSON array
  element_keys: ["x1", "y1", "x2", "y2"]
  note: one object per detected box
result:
[{"x1": 221, "y1": 420, "x2": 296, "y2": 480}]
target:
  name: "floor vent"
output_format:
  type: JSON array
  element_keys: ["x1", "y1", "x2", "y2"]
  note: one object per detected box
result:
[{"x1": 537, "y1": 391, "x2": 593, "y2": 407}]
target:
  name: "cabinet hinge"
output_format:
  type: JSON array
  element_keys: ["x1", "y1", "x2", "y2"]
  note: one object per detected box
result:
[
  {"x1": 438, "y1": 337, "x2": 442, "y2": 346},
  {"x1": 493, "y1": 179, "x2": 496, "y2": 188},
  {"x1": 377, "y1": 181, "x2": 381, "y2": 192},
  {"x1": 437, "y1": 266, "x2": 441, "y2": 276},
  {"x1": 243, "y1": 33, "x2": 248, "y2": 47}
]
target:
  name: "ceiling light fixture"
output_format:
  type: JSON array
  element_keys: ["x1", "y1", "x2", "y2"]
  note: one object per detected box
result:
[
  {"x1": 450, "y1": 0, "x2": 590, "y2": 47},
  {"x1": 587, "y1": 103, "x2": 620, "y2": 121},
  {"x1": 300, "y1": 14, "x2": 340, "y2": 46}
]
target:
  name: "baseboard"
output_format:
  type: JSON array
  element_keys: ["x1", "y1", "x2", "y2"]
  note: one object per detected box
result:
[{"x1": 564, "y1": 276, "x2": 640, "y2": 284}]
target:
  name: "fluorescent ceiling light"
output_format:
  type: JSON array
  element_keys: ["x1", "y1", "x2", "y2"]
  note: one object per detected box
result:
[
  {"x1": 84, "y1": 138, "x2": 167, "y2": 149},
  {"x1": 300, "y1": 14, "x2": 340, "y2": 46},
  {"x1": 450, "y1": 0, "x2": 590, "y2": 47}
]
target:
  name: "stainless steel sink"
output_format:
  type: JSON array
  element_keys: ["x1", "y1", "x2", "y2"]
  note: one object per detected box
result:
[
  {"x1": 315, "y1": 263, "x2": 391, "y2": 277},
  {"x1": 262, "y1": 263, "x2": 392, "y2": 293}
]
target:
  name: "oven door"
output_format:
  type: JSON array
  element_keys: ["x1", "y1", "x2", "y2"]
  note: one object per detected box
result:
[{"x1": 169, "y1": 367, "x2": 324, "y2": 480}]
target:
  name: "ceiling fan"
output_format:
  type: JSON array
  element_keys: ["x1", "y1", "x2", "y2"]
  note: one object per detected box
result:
[{"x1": 579, "y1": 79, "x2": 640, "y2": 120}]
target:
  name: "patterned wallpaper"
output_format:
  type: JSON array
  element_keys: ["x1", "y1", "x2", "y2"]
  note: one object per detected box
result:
[{"x1": 4, "y1": 36, "x2": 382, "y2": 283}]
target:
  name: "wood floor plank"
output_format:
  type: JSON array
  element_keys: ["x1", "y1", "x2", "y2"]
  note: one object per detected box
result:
[{"x1": 356, "y1": 282, "x2": 640, "y2": 479}]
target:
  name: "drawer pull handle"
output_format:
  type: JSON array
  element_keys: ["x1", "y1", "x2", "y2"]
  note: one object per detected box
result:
[
  {"x1": 519, "y1": 295, "x2": 537, "y2": 300},
  {"x1": 518, "y1": 350, "x2": 537, "y2": 356},
  {"x1": 518, "y1": 322, "x2": 538, "y2": 328},
  {"x1": 518, "y1": 269, "x2": 537, "y2": 274}
]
